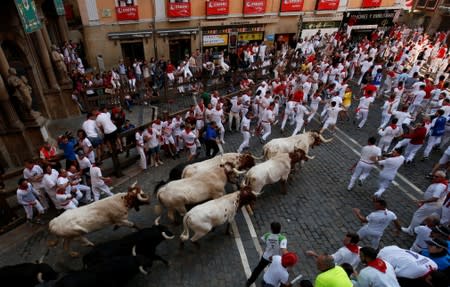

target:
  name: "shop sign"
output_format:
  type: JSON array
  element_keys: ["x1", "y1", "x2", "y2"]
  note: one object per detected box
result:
[
  {"x1": 266, "y1": 34, "x2": 275, "y2": 41},
  {"x1": 238, "y1": 32, "x2": 264, "y2": 41},
  {"x1": 14, "y1": 0, "x2": 41, "y2": 33},
  {"x1": 280, "y1": 0, "x2": 304, "y2": 12},
  {"x1": 302, "y1": 21, "x2": 340, "y2": 30},
  {"x1": 53, "y1": 0, "x2": 65, "y2": 15},
  {"x1": 361, "y1": 0, "x2": 381, "y2": 8},
  {"x1": 342, "y1": 10, "x2": 396, "y2": 27},
  {"x1": 167, "y1": 1, "x2": 191, "y2": 18},
  {"x1": 203, "y1": 34, "x2": 229, "y2": 46},
  {"x1": 243, "y1": 0, "x2": 266, "y2": 15},
  {"x1": 206, "y1": 0, "x2": 229, "y2": 16},
  {"x1": 316, "y1": 0, "x2": 340, "y2": 10},
  {"x1": 116, "y1": 5, "x2": 139, "y2": 21}
]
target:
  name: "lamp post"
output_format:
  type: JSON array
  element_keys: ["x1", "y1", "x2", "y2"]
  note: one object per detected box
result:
[{"x1": 151, "y1": 0, "x2": 158, "y2": 59}]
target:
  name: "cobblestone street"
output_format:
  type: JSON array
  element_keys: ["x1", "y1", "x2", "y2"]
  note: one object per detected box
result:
[{"x1": 0, "y1": 91, "x2": 442, "y2": 286}]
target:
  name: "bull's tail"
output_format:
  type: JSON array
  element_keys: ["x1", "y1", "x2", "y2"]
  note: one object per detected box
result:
[
  {"x1": 154, "y1": 180, "x2": 167, "y2": 195},
  {"x1": 154, "y1": 188, "x2": 164, "y2": 215},
  {"x1": 179, "y1": 214, "x2": 191, "y2": 242}
]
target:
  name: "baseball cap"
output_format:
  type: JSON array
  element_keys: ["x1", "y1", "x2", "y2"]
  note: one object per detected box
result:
[
  {"x1": 425, "y1": 238, "x2": 448, "y2": 250},
  {"x1": 281, "y1": 252, "x2": 298, "y2": 267}
]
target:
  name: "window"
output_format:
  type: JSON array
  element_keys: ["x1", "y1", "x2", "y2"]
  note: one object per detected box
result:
[{"x1": 117, "y1": 0, "x2": 137, "y2": 7}]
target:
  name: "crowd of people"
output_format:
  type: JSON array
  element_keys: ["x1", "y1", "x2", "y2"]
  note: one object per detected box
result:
[{"x1": 14, "y1": 22, "x2": 450, "y2": 286}]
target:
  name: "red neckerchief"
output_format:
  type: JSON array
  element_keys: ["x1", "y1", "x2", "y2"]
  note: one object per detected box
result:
[
  {"x1": 345, "y1": 243, "x2": 359, "y2": 254},
  {"x1": 390, "y1": 124, "x2": 397, "y2": 130},
  {"x1": 433, "y1": 178, "x2": 448, "y2": 190},
  {"x1": 364, "y1": 93, "x2": 372, "y2": 98},
  {"x1": 367, "y1": 258, "x2": 387, "y2": 273}
]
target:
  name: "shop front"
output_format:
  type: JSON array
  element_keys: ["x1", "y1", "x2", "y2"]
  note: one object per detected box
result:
[
  {"x1": 342, "y1": 9, "x2": 397, "y2": 40},
  {"x1": 201, "y1": 24, "x2": 265, "y2": 52},
  {"x1": 300, "y1": 14, "x2": 343, "y2": 39}
]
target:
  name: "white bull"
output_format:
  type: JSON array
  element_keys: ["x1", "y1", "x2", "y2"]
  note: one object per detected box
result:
[
  {"x1": 243, "y1": 150, "x2": 307, "y2": 195},
  {"x1": 156, "y1": 163, "x2": 241, "y2": 222},
  {"x1": 180, "y1": 187, "x2": 256, "y2": 243},
  {"x1": 181, "y1": 153, "x2": 257, "y2": 178},
  {"x1": 48, "y1": 183, "x2": 150, "y2": 257},
  {"x1": 263, "y1": 131, "x2": 332, "y2": 159}
]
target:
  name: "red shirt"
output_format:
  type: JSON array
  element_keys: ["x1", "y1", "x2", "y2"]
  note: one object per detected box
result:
[
  {"x1": 273, "y1": 84, "x2": 286, "y2": 96},
  {"x1": 364, "y1": 84, "x2": 377, "y2": 96},
  {"x1": 403, "y1": 127, "x2": 427, "y2": 145},
  {"x1": 437, "y1": 47, "x2": 447, "y2": 59},
  {"x1": 292, "y1": 90, "x2": 304, "y2": 103},
  {"x1": 166, "y1": 64, "x2": 175, "y2": 73}
]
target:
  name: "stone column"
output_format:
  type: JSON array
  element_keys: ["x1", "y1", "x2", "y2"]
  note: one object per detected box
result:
[
  {"x1": 34, "y1": 29, "x2": 59, "y2": 90},
  {"x1": 41, "y1": 22, "x2": 52, "y2": 51},
  {"x1": 0, "y1": 75, "x2": 24, "y2": 129},
  {"x1": 57, "y1": 16, "x2": 69, "y2": 43},
  {"x1": 0, "y1": 45, "x2": 9, "y2": 80}
]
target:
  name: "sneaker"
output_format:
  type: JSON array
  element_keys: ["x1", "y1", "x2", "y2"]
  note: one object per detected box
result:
[
  {"x1": 158, "y1": 161, "x2": 164, "y2": 165},
  {"x1": 347, "y1": 186, "x2": 353, "y2": 191},
  {"x1": 221, "y1": 140, "x2": 225, "y2": 144},
  {"x1": 401, "y1": 227, "x2": 413, "y2": 235},
  {"x1": 358, "y1": 179, "x2": 363, "y2": 186},
  {"x1": 154, "y1": 163, "x2": 159, "y2": 167}
]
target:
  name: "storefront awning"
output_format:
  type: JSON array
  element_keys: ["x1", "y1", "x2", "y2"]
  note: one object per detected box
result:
[
  {"x1": 107, "y1": 30, "x2": 152, "y2": 40},
  {"x1": 157, "y1": 28, "x2": 199, "y2": 36}
]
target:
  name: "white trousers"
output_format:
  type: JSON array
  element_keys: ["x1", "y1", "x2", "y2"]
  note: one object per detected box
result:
[
  {"x1": 281, "y1": 110, "x2": 294, "y2": 130},
  {"x1": 23, "y1": 201, "x2": 44, "y2": 220},
  {"x1": 74, "y1": 184, "x2": 92, "y2": 202},
  {"x1": 216, "y1": 122, "x2": 225, "y2": 142},
  {"x1": 92, "y1": 184, "x2": 113, "y2": 201},
  {"x1": 357, "y1": 109, "x2": 369, "y2": 128},
  {"x1": 407, "y1": 204, "x2": 441, "y2": 230},
  {"x1": 261, "y1": 122, "x2": 271, "y2": 141},
  {"x1": 378, "y1": 138, "x2": 393, "y2": 153},
  {"x1": 229, "y1": 112, "x2": 241, "y2": 131},
  {"x1": 292, "y1": 120, "x2": 304, "y2": 136},
  {"x1": 379, "y1": 112, "x2": 391, "y2": 129},
  {"x1": 358, "y1": 225, "x2": 382, "y2": 249},
  {"x1": 374, "y1": 175, "x2": 394, "y2": 197},
  {"x1": 404, "y1": 143, "x2": 422, "y2": 162},
  {"x1": 238, "y1": 131, "x2": 251, "y2": 153},
  {"x1": 423, "y1": 135, "x2": 442, "y2": 157},
  {"x1": 137, "y1": 146, "x2": 147, "y2": 170},
  {"x1": 348, "y1": 161, "x2": 375, "y2": 189}
]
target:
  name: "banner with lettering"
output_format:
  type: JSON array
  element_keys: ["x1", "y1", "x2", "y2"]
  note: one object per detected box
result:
[
  {"x1": 14, "y1": 0, "x2": 41, "y2": 33},
  {"x1": 206, "y1": 0, "x2": 229, "y2": 16},
  {"x1": 316, "y1": 0, "x2": 340, "y2": 10},
  {"x1": 167, "y1": 0, "x2": 191, "y2": 18},
  {"x1": 361, "y1": 0, "x2": 382, "y2": 8},
  {"x1": 116, "y1": 6, "x2": 139, "y2": 21},
  {"x1": 280, "y1": 0, "x2": 304, "y2": 12},
  {"x1": 243, "y1": 0, "x2": 266, "y2": 15}
]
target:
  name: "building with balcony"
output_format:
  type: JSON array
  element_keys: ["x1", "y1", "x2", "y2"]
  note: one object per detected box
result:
[
  {"x1": 406, "y1": 0, "x2": 450, "y2": 36},
  {"x1": 71, "y1": 0, "x2": 403, "y2": 69}
]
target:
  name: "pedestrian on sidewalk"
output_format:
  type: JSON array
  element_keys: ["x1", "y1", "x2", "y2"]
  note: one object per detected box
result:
[
  {"x1": 347, "y1": 137, "x2": 381, "y2": 191},
  {"x1": 373, "y1": 148, "x2": 405, "y2": 198},
  {"x1": 16, "y1": 178, "x2": 45, "y2": 224},
  {"x1": 353, "y1": 199, "x2": 401, "y2": 249},
  {"x1": 246, "y1": 222, "x2": 287, "y2": 287},
  {"x1": 401, "y1": 170, "x2": 447, "y2": 235}
]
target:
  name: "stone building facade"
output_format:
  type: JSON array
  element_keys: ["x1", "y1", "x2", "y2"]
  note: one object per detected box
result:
[{"x1": 0, "y1": 0, "x2": 79, "y2": 170}]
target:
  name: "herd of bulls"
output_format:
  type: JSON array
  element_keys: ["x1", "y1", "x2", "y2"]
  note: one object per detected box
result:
[{"x1": 0, "y1": 131, "x2": 331, "y2": 286}]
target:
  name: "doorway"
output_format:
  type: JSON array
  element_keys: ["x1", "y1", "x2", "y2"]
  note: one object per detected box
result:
[
  {"x1": 121, "y1": 41, "x2": 145, "y2": 65},
  {"x1": 169, "y1": 38, "x2": 191, "y2": 66}
]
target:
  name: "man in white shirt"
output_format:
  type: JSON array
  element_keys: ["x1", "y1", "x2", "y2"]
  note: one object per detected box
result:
[
  {"x1": 401, "y1": 170, "x2": 448, "y2": 235},
  {"x1": 357, "y1": 247, "x2": 401, "y2": 287},
  {"x1": 228, "y1": 96, "x2": 242, "y2": 132},
  {"x1": 320, "y1": 101, "x2": 343, "y2": 134},
  {"x1": 307, "y1": 232, "x2": 361, "y2": 269},
  {"x1": 353, "y1": 199, "x2": 401, "y2": 249},
  {"x1": 378, "y1": 245, "x2": 438, "y2": 286},
  {"x1": 23, "y1": 160, "x2": 48, "y2": 210},
  {"x1": 410, "y1": 215, "x2": 440, "y2": 252},
  {"x1": 211, "y1": 105, "x2": 225, "y2": 144},
  {"x1": 42, "y1": 165, "x2": 60, "y2": 209},
  {"x1": 358, "y1": 57, "x2": 374, "y2": 85},
  {"x1": 356, "y1": 91, "x2": 375, "y2": 129},
  {"x1": 259, "y1": 103, "x2": 275, "y2": 143},
  {"x1": 347, "y1": 137, "x2": 381, "y2": 191},
  {"x1": 82, "y1": 112, "x2": 103, "y2": 161},
  {"x1": 291, "y1": 102, "x2": 310, "y2": 136},
  {"x1": 95, "y1": 107, "x2": 122, "y2": 152},
  {"x1": 373, "y1": 148, "x2": 405, "y2": 198},
  {"x1": 247, "y1": 222, "x2": 288, "y2": 287},
  {"x1": 237, "y1": 111, "x2": 253, "y2": 154},
  {"x1": 408, "y1": 85, "x2": 426, "y2": 116},
  {"x1": 262, "y1": 253, "x2": 297, "y2": 287},
  {"x1": 89, "y1": 163, "x2": 113, "y2": 201}
]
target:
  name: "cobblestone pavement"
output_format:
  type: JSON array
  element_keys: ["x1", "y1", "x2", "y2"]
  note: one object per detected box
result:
[{"x1": 0, "y1": 82, "x2": 442, "y2": 286}]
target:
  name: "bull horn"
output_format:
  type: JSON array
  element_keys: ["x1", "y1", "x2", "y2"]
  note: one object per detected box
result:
[
  {"x1": 132, "y1": 245, "x2": 137, "y2": 256},
  {"x1": 251, "y1": 190, "x2": 259, "y2": 197},
  {"x1": 137, "y1": 192, "x2": 149, "y2": 202},
  {"x1": 37, "y1": 272, "x2": 44, "y2": 283},
  {"x1": 306, "y1": 154, "x2": 315, "y2": 160},
  {"x1": 319, "y1": 134, "x2": 333, "y2": 143},
  {"x1": 131, "y1": 181, "x2": 138, "y2": 188},
  {"x1": 162, "y1": 231, "x2": 175, "y2": 240},
  {"x1": 233, "y1": 168, "x2": 247, "y2": 175},
  {"x1": 139, "y1": 266, "x2": 148, "y2": 275},
  {"x1": 154, "y1": 216, "x2": 161, "y2": 226},
  {"x1": 251, "y1": 155, "x2": 264, "y2": 160}
]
